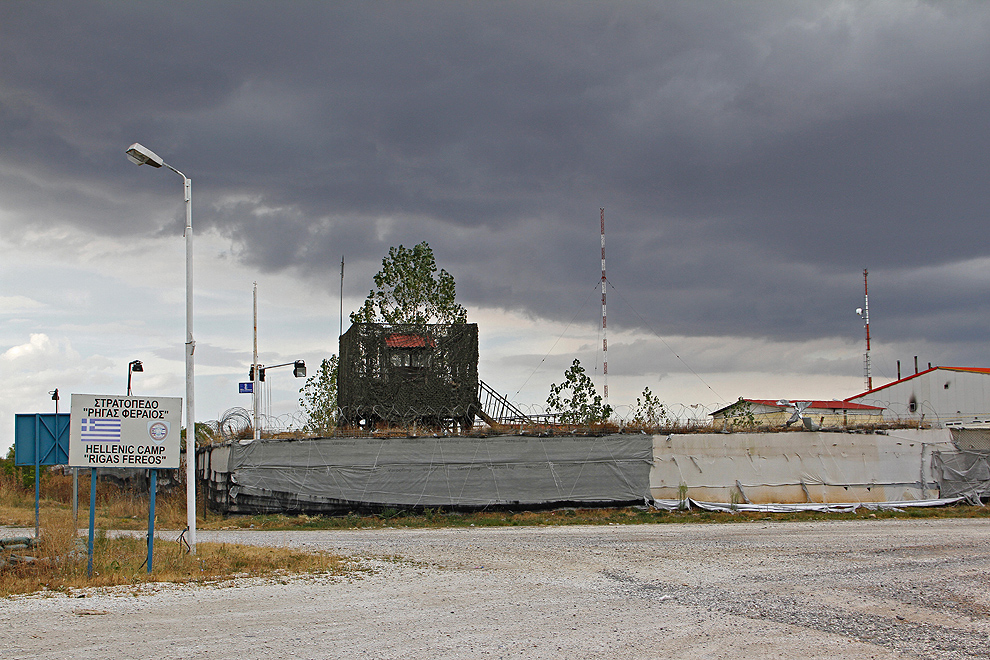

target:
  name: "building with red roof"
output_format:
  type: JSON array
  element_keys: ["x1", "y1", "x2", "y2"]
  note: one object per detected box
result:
[
  {"x1": 711, "y1": 398, "x2": 884, "y2": 429},
  {"x1": 845, "y1": 366, "x2": 990, "y2": 427}
]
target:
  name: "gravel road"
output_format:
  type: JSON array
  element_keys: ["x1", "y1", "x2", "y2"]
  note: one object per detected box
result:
[{"x1": 2, "y1": 518, "x2": 988, "y2": 659}]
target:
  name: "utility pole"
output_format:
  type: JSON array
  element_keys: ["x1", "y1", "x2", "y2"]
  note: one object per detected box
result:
[{"x1": 253, "y1": 282, "x2": 261, "y2": 441}]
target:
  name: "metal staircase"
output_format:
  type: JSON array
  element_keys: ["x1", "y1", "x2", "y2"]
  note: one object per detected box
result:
[{"x1": 476, "y1": 380, "x2": 531, "y2": 426}]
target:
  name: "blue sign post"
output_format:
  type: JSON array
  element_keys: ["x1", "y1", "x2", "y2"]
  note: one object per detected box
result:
[
  {"x1": 14, "y1": 413, "x2": 70, "y2": 466},
  {"x1": 14, "y1": 413, "x2": 70, "y2": 539},
  {"x1": 239, "y1": 382, "x2": 253, "y2": 394}
]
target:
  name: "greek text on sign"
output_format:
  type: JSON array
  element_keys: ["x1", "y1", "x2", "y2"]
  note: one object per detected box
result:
[{"x1": 69, "y1": 394, "x2": 182, "y2": 469}]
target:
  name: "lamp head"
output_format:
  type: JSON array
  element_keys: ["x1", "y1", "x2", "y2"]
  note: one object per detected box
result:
[
  {"x1": 126, "y1": 143, "x2": 164, "y2": 168},
  {"x1": 130, "y1": 359, "x2": 144, "y2": 373}
]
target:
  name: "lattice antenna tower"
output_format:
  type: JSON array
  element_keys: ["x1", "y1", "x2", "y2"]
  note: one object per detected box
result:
[
  {"x1": 601, "y1": 207, "x2": 608, "y2": 403},
  {"x1": 856, "y1": 268, "x2": 872, "y2": 391}
]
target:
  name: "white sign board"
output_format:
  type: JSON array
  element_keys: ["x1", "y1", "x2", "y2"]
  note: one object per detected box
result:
[{"x1": 69, "y1": 394, "x2": 182, "y2": 469}]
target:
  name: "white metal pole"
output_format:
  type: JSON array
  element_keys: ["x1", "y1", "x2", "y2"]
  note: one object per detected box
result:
[
  {"x1": 253, "y1": 282, "x2": 260, "y2": 442},
  {"x1": 600, "y1": 208, "x2": 608, "y2": 404},
  {"x1": 181, "y1": 173, "x2": 196, "y2": 553},
  {"x1": 126, "y1": 144, "x2": 196, "y2": 552}
]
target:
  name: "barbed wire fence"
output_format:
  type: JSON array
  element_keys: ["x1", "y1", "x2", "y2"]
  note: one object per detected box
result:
[
  {"x1": 198, "y1": 399, "x2": 938, "y2": 445},
  {"x1": 199, "y1": 401, "x2": 730, "y2": 444}
]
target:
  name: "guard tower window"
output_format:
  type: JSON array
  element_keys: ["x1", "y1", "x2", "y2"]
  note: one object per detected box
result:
[
  {"x1": 390, "y1": 350, "x2": 430, "y2": 368},
  {"x1": 386, "y1": 334, "x2": 434, "y2": 369}
]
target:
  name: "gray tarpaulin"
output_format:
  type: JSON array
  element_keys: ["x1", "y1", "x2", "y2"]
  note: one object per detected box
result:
[
  {"x1": 225, "y1": 434, "x2": 653, "y2": 509},
  {"x1": 933, "y1": 450, "x2": 990, "y2": 502}
]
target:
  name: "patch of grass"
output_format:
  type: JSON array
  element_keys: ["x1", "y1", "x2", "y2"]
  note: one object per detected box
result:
[
  {"x1": 1, "y1": 509, "x2": 354, "y2": 597},
  {"x1": 0, "y1": 470, "x2": 198, "y2": 531},
  {"x1": 194, "y1": 503, "x2": 990, "y2": 531},
  {"x1": 4, "y1": 466, "x2": 988, "y2": 536}
]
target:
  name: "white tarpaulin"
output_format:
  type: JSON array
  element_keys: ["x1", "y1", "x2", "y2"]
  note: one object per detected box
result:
[
  {"x1": 649, "y1": 497, "x2": 964, "y2": 513},
  {"x1": 650, "y1": 429, "x2": 956, "y2": 504}
]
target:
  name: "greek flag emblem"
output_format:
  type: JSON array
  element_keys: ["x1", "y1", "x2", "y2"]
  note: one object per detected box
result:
[{"x1": 80, "y1": 418, "x2": 121, "y2": 442}]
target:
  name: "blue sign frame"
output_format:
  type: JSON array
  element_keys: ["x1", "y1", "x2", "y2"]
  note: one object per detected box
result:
[{"x1": 14, "y1": 413, "x2": 70, "y2": 466}]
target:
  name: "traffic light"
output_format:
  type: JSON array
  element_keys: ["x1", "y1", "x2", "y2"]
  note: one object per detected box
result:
[
  {"x1": 293, "y1": 360, "x2": 306, "y2": 378},
  {"x1": 249, "y1": 365, "x2": 266, "y2": 381}
]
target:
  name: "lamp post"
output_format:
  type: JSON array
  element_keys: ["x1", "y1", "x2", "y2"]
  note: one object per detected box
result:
[
  {"x1": 127, "y1": 359, "x2": 144, "y2": 396},
  {"x1": 126, "y1": 142, "x2": 197, "y2": 553},
  {"x1": 248, "y1": 359, "x2": 307, "y2": 442}
]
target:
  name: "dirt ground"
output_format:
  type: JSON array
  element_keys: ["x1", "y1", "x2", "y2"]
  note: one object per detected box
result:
[{"x1": 2, "y1": 518, "x2": 988, "y2": 659}]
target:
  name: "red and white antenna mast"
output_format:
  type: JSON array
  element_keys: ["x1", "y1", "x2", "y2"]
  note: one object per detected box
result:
[
  {"x1": 856, "y1": 268, "x2": 872, "y2": 391},
  {"x1": 601, "y1": 207, "x2": 608, "y2": 402}
]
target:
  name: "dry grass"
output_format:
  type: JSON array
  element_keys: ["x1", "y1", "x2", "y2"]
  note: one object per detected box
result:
[
  {"x1": 0, "y1": 470, "x2": 657, "y2": 533},
  {"x1": 0, "y1": 470, "x2": 192, "y2": 530},
  {"x1": 7, "y1": 466, "x2": 990, "y2": 527},
  {"x1": 192, "y1": 501, "x2": 990, "y2": 533},
  {"x1": 0, "y1": 508, "x2": 354, "y2": 597},
  {"x1": 1, "y1": 471, "x2": 356, "y2": 597},
  {"x1": 4, "y1": 467, "x2": 989, "y2": 536}
]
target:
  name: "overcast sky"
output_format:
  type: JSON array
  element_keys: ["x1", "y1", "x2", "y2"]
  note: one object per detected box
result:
[{"x1": 4, "y1": 1, "x2": 990, "y2": 452}]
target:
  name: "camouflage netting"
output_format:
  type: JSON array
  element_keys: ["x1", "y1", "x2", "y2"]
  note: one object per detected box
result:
[
  {"x1": 203, "y1": 433, "x2": 654, "y2": 514},
  {"x1": 338, "y1": 323, "x2": 479, "y2": 428}
]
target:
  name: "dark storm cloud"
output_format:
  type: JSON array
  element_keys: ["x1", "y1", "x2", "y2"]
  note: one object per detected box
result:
[{"x1": 4, "y1": 1, "x2": 990, "y2": 352}]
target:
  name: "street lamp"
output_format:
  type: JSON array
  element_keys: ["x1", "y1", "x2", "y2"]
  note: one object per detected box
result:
[
  {"x1": 126, "y1": 142, "x2": 197, "y2": 553},
  {"x1": 127, "y1": 360, "x2": 144, "y2": 396}
]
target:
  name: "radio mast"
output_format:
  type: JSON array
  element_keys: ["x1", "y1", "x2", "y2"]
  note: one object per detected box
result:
[{"x1": 856, "y1": 268, "x2": 872, "y2": 391}]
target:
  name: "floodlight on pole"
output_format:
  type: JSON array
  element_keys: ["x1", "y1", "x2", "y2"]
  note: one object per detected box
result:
[
  {"x1": 126, "y1": 142, "x2": 197, "y2": 553},
  {"x1": 127, "y1": 359, "x2": 144, "y2": 396}
]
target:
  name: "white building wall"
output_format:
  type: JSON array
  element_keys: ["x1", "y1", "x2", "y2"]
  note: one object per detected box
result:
[{"x1": 848, "y1": 369, "x2": 990, "y2": 426}]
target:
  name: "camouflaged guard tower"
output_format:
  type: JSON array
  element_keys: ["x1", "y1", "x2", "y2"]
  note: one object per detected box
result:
[{"x1": 337, "y1": 323, "x2": 480, "y2": 430}]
